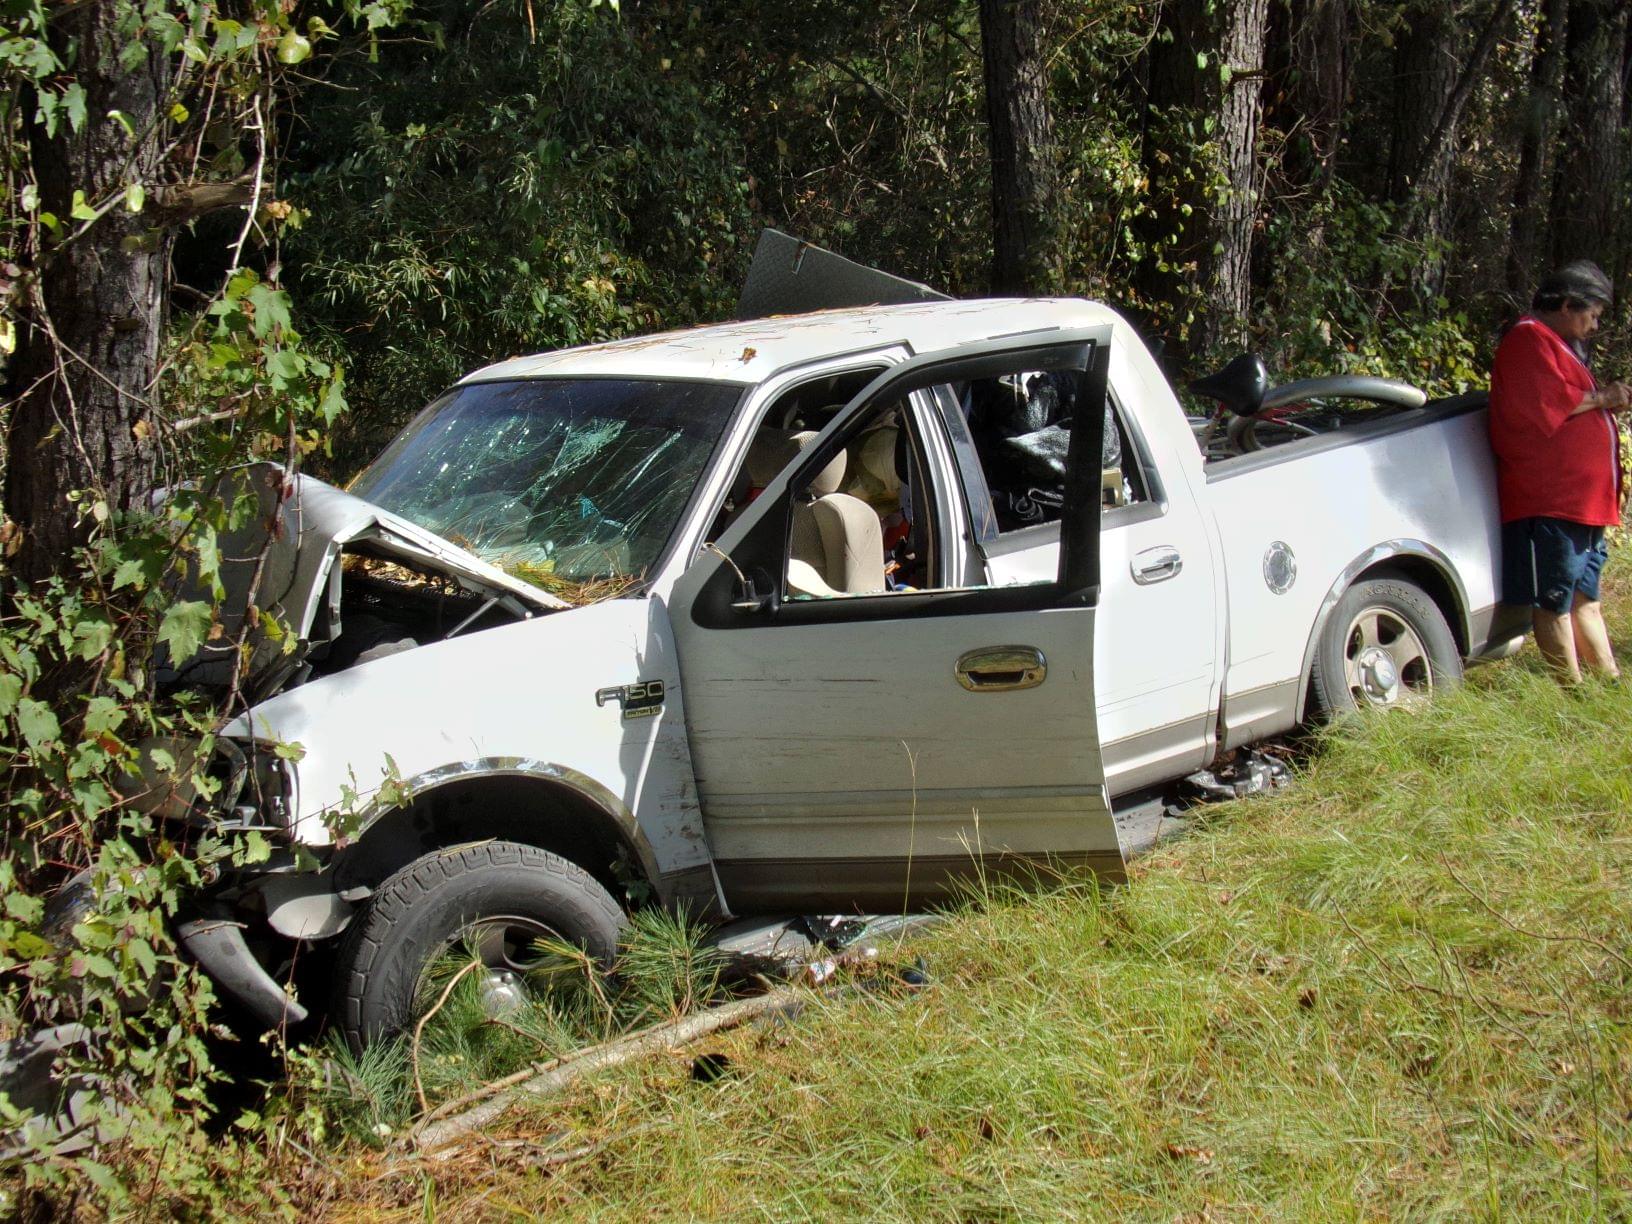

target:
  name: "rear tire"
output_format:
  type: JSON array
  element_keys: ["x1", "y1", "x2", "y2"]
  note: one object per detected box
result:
[
  {"x1": 335, "y1": 841, "x2": 624, "y2": 1051},
  {"x1": 1308, "y1": 577, "x2": 1461, "y2": 719}
]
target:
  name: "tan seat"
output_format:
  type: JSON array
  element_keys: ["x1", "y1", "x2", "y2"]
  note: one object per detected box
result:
[{"x1": 786, "y1": 431, "x2": 886, "y2": 597}]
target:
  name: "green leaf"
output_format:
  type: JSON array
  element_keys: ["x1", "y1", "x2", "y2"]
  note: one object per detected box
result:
[
  {"x1": 9, "y1": 931, "x2": 51, "y2": 960},
  {"x1": 81, "y1": 953, "x2": 117, "y2": 979},
  {"x1": 168, "y1": 101, "x2": 190, "y2": 124},
  {"x1": 245, "y1": 283, "x2": 292, "y2": 339},
  {"x1": 106, "y1": 107, "x2": 134, "y2": 138},
  {"x1": 80, "y1": 1161, "x2": 124, "y2": 1198},
  {"x1": 17, "y1": 699, "x2": 61, "y2": 752},
  {"x1": 125, "y1": 182, "x2": 145, "y2": 213},
  {"x1": 234, "y1": 830, "x2": 271, "y2": 865},
  {"x1": 35, "y1": 89, "x2": 58, "y2": 137},
  {"x1": 225, "y1": 268, "x2": 260, "y2": 301},
  {"x1": 318, "y1": 374, "x2": 347, "y2": 424},
  {"x1": 70, "y1": 189, "x2": 97, "y2": 222},
  {"x1": 157, "y1": 600, "x2": 214, "y2": 663},
  {"x1": 20, "y1": 183, "x2": 38, "y2": 212},
  {"x1": 258, "y1": 609, "x2": 285, "y2": 642},
  {"x1": 193, "y1": 525, "x2": 223, "y2": 596},
  {"x1": 128, "y1": 938, "x2": 158, "y2": 978},
  {"x1": 111, "y1": 557, "x2": 149, "y2": 591},
  {"x1": 73, "y1": 617, "x2": 114, "y2": 661},
  {"x1": 82, "y1": 696, "x2": 124, "y2": 736},
  {"x1": 266, "y1": 348, "x2": 305, "y2": 388},
  {"x1": 276, "y1": 31, "x2": 312, "y2": 64},
  {"x1": 0, "y1": 673, "x2": 20, "y2": 718}
]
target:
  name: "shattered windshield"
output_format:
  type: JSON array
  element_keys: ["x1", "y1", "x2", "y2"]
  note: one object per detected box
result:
[{"x1": 349, "y1": 378, "x2": 742, "y2": 596}]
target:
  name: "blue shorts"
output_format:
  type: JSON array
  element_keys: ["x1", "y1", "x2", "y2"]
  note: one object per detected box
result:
[{"x1": 1501, "y1": 517, "x2": 1608, "y2": 615}]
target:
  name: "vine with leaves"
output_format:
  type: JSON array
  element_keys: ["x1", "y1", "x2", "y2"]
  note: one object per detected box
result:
[{"x1": 0, "y1": 0, "x2": 413, "y2": 1207}]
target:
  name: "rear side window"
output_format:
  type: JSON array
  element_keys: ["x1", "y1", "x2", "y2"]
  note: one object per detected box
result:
[{"x1": 934, "y1": 374, "x2": 1145, "y2": 537}]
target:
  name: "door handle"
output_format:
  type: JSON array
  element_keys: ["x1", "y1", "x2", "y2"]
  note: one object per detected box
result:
[
  {"x1": 1131, "y1": 545, "x2": 1183, "y2": 585},
  {"x1": 955, "y1": 646, "x2": 1047, "y2": 692}
]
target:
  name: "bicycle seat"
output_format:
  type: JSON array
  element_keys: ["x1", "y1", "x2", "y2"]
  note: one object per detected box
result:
[{"x1": 1187, "y1": 352, "x2": 1268, "y2": 416}]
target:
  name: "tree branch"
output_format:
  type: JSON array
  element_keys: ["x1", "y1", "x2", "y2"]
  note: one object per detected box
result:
[{"x1": 153, "y1": 175, "x2": 257, "y2": 224}]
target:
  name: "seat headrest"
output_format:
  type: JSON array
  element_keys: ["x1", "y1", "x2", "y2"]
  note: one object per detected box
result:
[
  {"x1": 792, "y1": 430, "x2": 847, "y2": 495},
  {"x1": 743, "y1": 428, "x2": 803, "y2": 486}
]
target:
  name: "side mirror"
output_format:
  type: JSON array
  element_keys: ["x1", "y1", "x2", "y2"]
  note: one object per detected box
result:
[
  {"x1": 702, "y1": 543, "x2": 773, "y2": 614},
  {"x1": 731, "y1": 574, "x2": 772, "y2": 614}
]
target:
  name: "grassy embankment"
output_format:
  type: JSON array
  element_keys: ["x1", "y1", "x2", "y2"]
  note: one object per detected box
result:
[{"x1": 318, "y1": 615, "x2": 1632, "y2": 1221}]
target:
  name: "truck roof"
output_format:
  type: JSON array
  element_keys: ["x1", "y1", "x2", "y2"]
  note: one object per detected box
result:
[{"x1": 461, "y1": 298, "x2": 1124, "y2": 387}]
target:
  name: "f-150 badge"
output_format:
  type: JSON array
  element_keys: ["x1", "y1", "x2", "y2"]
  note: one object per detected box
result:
[{"x1": 595, "y1": 680, "x2": 666, "y2": 720}]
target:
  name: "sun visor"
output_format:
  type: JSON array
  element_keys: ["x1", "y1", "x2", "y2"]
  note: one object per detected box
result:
[{"x1": 736, "y1": 229, "x2": 950, "y2": 319}]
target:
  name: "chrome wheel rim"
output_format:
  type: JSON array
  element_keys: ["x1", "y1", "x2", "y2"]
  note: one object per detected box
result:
[
  {"x1": 1342, "y1": 606, "x2": 1431, "y2": 708},
  {"x1": 422, "y1": 914, "x2": 560, "y2": 1019}
]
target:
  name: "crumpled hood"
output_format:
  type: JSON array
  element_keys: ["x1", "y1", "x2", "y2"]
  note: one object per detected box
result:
[
  {"x1": 267, "y1": 468, "x2": 569, "y2": 633},
  {"x1": 172, "y1": 464, "x2": 566, "y2": 694}
]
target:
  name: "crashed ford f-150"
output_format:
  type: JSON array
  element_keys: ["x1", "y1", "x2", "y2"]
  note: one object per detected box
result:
[{"x1": 113, "y1": 239, "x2": 1526, "y2": 1049}]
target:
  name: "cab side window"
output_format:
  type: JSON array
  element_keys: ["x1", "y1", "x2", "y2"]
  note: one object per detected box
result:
[
  {"x1": 705, "y1": 368, "x2": 938, "y2": 599},
  {"x1": 949, "y1": 373, "x2": 1148, "y2": 536},
  {"x1": 782, "y1": 402, "x2": 935, "y2": 598}
]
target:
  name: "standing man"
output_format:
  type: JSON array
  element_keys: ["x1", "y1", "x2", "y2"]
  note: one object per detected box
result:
[{"x1": 1490, "y1": 261, "x2": 1631, "y2": 682}]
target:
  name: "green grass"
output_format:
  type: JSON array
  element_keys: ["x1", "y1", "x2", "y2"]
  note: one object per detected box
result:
[
  {"x1": 310, "y1": 637, "x2": 1632, "y2": 1220},
  {"x1": 308, "y1": 905, "x2": 732, "y2": 1146}
]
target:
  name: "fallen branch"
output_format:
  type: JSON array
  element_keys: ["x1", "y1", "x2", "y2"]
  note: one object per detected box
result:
[
  {"x1": 412, "y1": 960, "x2": 483, "y2": 1114},
  {"x1": 1439, "y1": 854, "x2": 1632, "y2": 975},
  {"x1": 412, "y1": 986, "x2": 805, "y2": 1152}
]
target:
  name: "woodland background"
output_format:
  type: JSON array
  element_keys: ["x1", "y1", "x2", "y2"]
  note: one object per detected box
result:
[
  {"x1": 7, "y1": 0, "x2": 1632, "y2": 569},
  {"x1": 0, "y1": 0, "x2": 1630, "y2": 1208}
]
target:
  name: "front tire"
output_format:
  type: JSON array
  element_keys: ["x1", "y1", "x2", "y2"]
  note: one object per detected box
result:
[
  {"x1": 335, "y1": 841, "x2": 625, "y2": 1051},
  {"x1": 1308, "y1": 577, "x2": 1462, "y2": 718}
]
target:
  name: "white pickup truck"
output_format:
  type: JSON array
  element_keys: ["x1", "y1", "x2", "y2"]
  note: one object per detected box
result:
[{"x1": 153, "y1": 285, "x2": 1525, "y2": 1046}]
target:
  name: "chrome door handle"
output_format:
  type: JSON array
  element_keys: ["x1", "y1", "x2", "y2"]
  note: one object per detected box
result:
[
  {"x1": 955, "y1": 646, "x2": 1047, "y2": 692},
  {"x1": 1131, "y1": 545, "x2": 1182, "y2": 585}
]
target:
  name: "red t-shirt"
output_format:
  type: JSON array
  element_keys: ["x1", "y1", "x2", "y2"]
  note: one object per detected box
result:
[{"x1": 1488, "y1": 317, "x2": 1622, "y2": 526}]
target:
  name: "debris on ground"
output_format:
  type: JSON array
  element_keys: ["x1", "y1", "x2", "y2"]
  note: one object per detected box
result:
[
  {"x1": 1179, "y1": 746, "x2": 1292, "y2": 804},
  {"x1": 706, "y1": 911, "x2": 942, "y2": 983}
]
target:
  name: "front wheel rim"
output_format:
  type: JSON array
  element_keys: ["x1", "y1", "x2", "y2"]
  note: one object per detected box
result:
[
  {"x1": 1341, "y1": 606, "x2": 1431, "y2": 708},
  {"x1": 422, "y1": 913, "x2": 562, "y2": 1020}
]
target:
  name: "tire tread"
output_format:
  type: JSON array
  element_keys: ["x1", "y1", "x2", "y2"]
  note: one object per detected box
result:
[{"x1": 335, "y1": 841, "x2": 623, "y2": 1049}]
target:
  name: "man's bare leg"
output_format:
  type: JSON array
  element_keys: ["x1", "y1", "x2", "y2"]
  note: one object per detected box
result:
[
  {"x1": 1533, "y1": 608, "x2": 1582, "y2": 682},
  {"x1": 1569, "y1": 594, "x2": 1619, "y2": 678}
]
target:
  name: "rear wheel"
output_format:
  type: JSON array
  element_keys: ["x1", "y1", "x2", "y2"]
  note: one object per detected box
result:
[
  {"x1": 335, "y1": 841, "x2": 625, "y2": 1051},
  {"x1": 1309, "y1": 578, "x2": 1461, "y2": 718}
]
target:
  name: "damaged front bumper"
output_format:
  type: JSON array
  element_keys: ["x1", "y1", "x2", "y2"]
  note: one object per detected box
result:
[{"x1": 175, "y1": 917, "x2": 308, "y2": 1028}]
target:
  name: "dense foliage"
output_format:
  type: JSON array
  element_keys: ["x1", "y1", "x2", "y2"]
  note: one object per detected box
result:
[{"x1": 0, "y1": 0, "x2": 1628, "y2": 1210}]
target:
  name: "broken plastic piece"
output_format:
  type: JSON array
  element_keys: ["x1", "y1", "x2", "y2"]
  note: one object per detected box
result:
[{"x1": 1179, "y1": 747, "x2": 1291, "y2": 804}]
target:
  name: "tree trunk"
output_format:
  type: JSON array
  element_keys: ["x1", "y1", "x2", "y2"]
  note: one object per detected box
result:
[
  {"x1": 4, "y1": 1, "x2": 172, "y2": 586},
  {"x1": 1280, "y1": 0, "x2": 1349, "y2": 191},
  {"x1": 1384, "y1": 3, "x2": 1466, "y2": 278},
  {"x1": 1548, "y1": 0, "x2": 1629, "y2": 267},
  {"x1": 1507, "y1": 0, "x2": 1570, "y2": 297},
  {"x1": 1212, "y1": 0, "x2": 1270, "y2": 351},
  {"x1": 1133, "y1": 0, "x2": 1269, "y2": 361},
  {"x1": 978, "y1": 0, "x2": 1061, "y2": 295}
]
